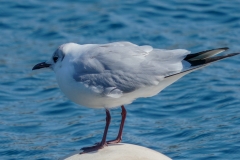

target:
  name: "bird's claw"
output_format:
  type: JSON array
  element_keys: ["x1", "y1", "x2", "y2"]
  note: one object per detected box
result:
[{"x1": 80, "y1": 143, "x2": 107, "y2": 154}]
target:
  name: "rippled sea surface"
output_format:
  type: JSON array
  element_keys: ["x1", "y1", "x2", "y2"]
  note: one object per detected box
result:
[{"x1": 1, "y1": 0, "x2": 240, "y2": 159}]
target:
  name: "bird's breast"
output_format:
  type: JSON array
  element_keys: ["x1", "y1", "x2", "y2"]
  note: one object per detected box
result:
[{"x1": 54, "y1": 65, "x2": 124, "y2": 108}]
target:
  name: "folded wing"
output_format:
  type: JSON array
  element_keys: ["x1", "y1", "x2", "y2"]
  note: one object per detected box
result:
[{"x1": 72, "y1": 42, "x2": 189, "y2": 97}]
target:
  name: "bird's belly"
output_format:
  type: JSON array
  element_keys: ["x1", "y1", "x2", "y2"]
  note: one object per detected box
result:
[
  {"x1": 56, "y1": 73, "x2": 129, "y2": 108},
  {"x1": 55, "y1": 67, "x2": 187, "y2": 109}
]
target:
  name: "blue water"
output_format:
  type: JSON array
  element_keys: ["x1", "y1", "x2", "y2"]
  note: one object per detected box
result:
[{"x1": 1, "y1": 0, "x2": 240, "y2": 159}]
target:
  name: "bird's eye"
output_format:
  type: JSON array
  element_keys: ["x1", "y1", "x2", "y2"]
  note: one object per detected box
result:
[{"x1": 53, "y1": 56, "x2": 58, "y2": 63}]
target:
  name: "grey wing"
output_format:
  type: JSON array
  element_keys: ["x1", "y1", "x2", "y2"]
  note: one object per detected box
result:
[
  {"x1": 72, "y1": 42, "x2": 190, "y2": 98},
  {"x1": 143, "y1": 48, "x2": 191, "y2": 76}
]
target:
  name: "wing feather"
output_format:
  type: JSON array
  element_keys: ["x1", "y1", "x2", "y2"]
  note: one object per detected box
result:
[{"x1": 72, "y1": 43, "x2": 189, "y2": 97}]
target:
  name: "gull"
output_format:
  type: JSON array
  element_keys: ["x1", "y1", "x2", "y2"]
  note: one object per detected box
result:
[{"x1": 32, "y1": 41, "x2": 239, "y2": 153}]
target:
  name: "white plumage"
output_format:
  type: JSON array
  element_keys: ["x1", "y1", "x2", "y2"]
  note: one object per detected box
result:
[{"x1": 49, "y1": 42, "x2": 192, "y2": 108}]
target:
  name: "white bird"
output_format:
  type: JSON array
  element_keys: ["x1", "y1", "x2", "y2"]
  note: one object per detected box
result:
[{"x1": 32, "y1": 41, "x2": 239, "y2": 153}]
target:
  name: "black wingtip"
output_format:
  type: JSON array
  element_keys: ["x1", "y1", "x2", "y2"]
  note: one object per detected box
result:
[
  {"x1": 218, "y1": 47, "x2": 229, "y2": 50},
  {"x1": 189, "y1": 52, "x2": 240, "y2": 66},
  {"x1": 165, "y1": 52, "x2": 239, "y2": 78},
  {"x1": 184, "y1": 47, "x2": 229, "y2": 61}
]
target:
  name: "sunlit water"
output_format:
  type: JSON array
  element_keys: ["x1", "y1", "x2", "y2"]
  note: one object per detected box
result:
[{"x1": 1, "y1": 0, "x2": 240, "y2": 159}]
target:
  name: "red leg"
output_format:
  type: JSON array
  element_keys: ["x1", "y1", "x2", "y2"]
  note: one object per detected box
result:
[
  {"x1": 80, "y1": 109, "x2": 111, "y2": 154},
  {"x1": 107, "y1": 105, "x2": 127, "y2": 144}
]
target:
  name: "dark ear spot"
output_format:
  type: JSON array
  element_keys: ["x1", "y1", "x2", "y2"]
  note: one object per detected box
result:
[{"x1": 53, "y1": 56, "x2": 58, "y2": 63}]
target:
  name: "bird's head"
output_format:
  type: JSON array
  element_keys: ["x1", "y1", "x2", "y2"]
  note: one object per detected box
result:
[{"x1": 32, "y1": 43, "x2": 78, "y2": 71}]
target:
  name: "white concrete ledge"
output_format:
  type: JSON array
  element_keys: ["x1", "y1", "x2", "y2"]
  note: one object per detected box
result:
[{"x1": 61, "y1": 143, "x2": 171, "y2": 160}]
